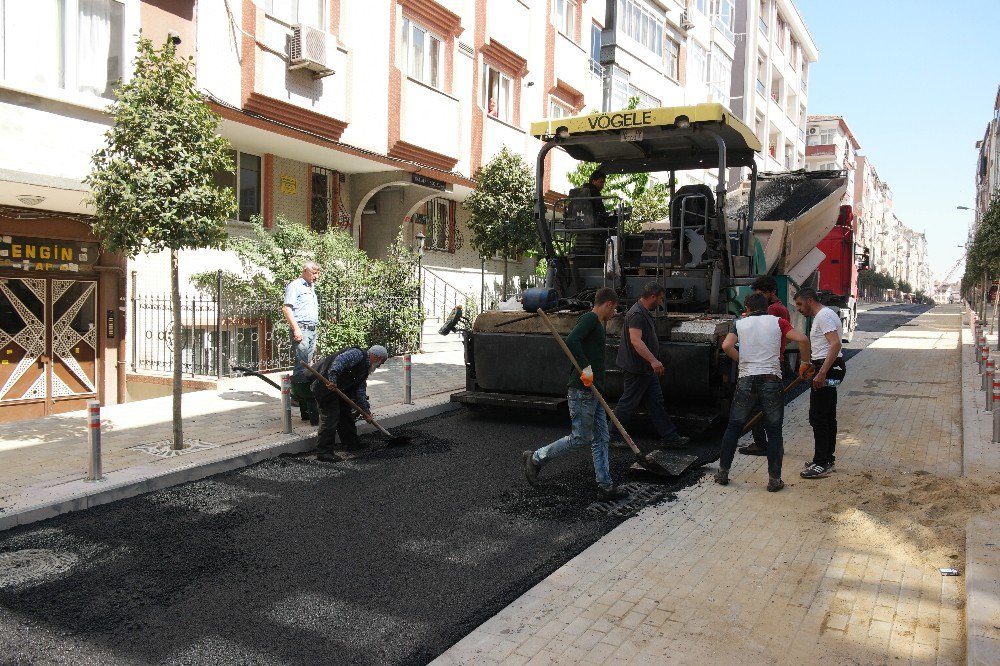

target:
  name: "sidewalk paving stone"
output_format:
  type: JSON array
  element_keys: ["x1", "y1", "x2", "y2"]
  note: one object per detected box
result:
[{"x1": 435, "y1": 305, "x2": 1000, "y2": 665}]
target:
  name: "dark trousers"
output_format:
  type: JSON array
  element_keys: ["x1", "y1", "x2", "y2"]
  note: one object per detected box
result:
[
  {"x1": 809, "y1": 385, "x2": 838, "y2": 466},
  {"x1": 721, "y1": 375, "x2": 784, "y2": 478},
  {"x1": 317, "y1": 397, "x2": 360, "y2": 452},
  {"x1": 291, "y1": 381, "x2": 318, "y2": 422},
  {"x1": 613, "y1": 371, "x2": 680, "y2": 440}
]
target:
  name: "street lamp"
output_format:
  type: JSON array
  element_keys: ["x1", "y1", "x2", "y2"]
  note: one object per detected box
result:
[
  {"x1": 414, "y1": 230, "x2": 426, "y2": 292},
  {"x1": 957, "y1": 206, "x2": 972, "y2": 210}
]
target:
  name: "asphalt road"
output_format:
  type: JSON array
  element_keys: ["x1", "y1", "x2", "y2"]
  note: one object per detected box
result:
[{"x1": 0, "y1": 303, "x2": 932, "y2": 666}]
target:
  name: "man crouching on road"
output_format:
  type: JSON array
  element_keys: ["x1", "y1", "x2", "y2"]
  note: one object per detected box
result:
[
  {"x1": 794, "y1": 288, "x2": 846, "y2": 479},
  {"x1": 310, "y1": 345, "x2": 389, "y2": 463},
  {"x1": 715, "y1": 293, "x2": 812, "y2": 492},
  {"x1": 523, "y1": 288, "x2": 627, "y2": 501}
]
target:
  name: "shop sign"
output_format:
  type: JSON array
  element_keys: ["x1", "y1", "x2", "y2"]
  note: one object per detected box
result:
[
  {"x1": 411, "y1": 173, "x2": 447, "y2": 191},
  {"x1": 0, "y1": 235, "x2": 99, "y2": 272},
  {"x1": 280, "y1": 175, "x2": 298, "y2": 195}
]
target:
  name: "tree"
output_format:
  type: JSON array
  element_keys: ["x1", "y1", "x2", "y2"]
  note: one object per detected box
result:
[
  {"x1": 566, "y1": 98, "x2": 670, "y2": 233},
  {"x1": 87, "y1": 38, "x2": 237, "y2": 450},
  {"x1": 464, "y1": 147, "x2": 537, "y2": 298},
  {"x1": 963, "y1": 190, "x2": 1000, "y2": 299}
]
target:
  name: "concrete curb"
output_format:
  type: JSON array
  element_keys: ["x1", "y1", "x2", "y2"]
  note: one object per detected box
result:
[
  {"x1": 0, "y1": 399, "x2": 460, "y2": 533},
  {"x1": 966, "y1": 513, "x2": 1000, "y2": 666}
]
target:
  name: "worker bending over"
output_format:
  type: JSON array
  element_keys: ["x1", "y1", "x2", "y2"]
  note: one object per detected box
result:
[
  {"x1": 311, "y1": 345, "x2": 389, "y2": 463},
  {"x1": 523, "y1": 288, "x2": 626, "y2": 501}
]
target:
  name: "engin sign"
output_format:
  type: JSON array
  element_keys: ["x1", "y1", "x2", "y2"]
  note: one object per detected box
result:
[{"x1": 0, "y1": 236, "x2": 99, "y2": 272}]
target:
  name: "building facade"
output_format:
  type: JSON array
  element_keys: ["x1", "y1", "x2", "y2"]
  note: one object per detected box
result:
[{"x1": 974, "y1": 85, "x2": 1000, "y2": 231}]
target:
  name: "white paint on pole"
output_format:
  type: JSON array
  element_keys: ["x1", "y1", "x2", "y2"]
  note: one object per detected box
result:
[
  {"x1": 403, "y1": 353, "x2": 413, "y2": 405},
  {"x1": 281, "y1": 374, "x2": 293, "y2": 434}
]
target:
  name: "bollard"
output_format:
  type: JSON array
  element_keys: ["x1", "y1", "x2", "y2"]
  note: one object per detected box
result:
[
  {"x1": 403, "y1": 353, "x2": 413, "y2": 405},
  {"x1": 985, "y1": 356, "x2": 994, "y2": 392},
  {"x1": 86, "y1": 400, "x2": 103, "y2": 482},
  {"x1": 980, "y1": 337, "x2": 988, "y2": 373},
  {"x1": 280, "y1": 374, "x2": 293, "y2": 434},
  {"x1": 993, "y1": 380, "x2": 1000, "y2": 443}
]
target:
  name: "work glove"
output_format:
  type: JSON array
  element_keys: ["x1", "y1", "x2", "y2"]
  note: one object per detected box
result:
[
  {"x1": 799, "y1": 362, "x2": 816, "y2": 380},
  {"x1": 580, "y1": 366, "x2": 594, "y2": 387}
]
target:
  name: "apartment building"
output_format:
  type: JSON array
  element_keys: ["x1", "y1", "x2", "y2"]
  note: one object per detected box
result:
[
  {"x1": 974, "y1": 85, "x2": 1000, "y2": 231},
  {"x1": 730, "y1": 0, "x2": 817, "y2": 172},
  {"x1": 804, "y1": 115, "x2": 859, "y2": 202}
]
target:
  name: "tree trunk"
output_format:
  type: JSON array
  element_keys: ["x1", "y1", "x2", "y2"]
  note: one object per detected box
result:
[
  {"x1": 502, "y1": 255, "x2": 509, "y2": 301},
  {"x1": 171, "y1": 249, "x2": 183, "y2": 451}
]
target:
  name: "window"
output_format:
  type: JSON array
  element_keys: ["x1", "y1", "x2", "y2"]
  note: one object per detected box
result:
[
  {"x1": 758, "y1": 0, "x2": 768, "y2": 34},
  {"x1": 265, "y1": 0, "x2": 324, "y2": 29},
  {"x1": 590, "y1": 24, "x2": 602, "y2": 76},
  {"x1": 606, "y1": 65, "x2": 659, "y2": 111},
  {"x1": 755, "y1": 57, "x2": 766, "y2": 96},
  {"x1": 311, "y1": 167, "x2": 337, "y2": 233},
  {"x1": 708, "y1": 45, "x2": 732, "y2": 105},
  {"x1": 689, "y1": 42, "x2": 708, "y2": 86},
  {"x1": 214, "y1": 151, "x2": 261, "y2": 223},
  {"x1": 712, "y1": 0, "x2": 735, "y2": 40},
  {"x1": 775, "y1": 15, "x2": 787, "y2": 52},
  {"x1": 402, "y1": 17, "x2": 442, "y2": 89},
  {"x1": 415, "y1": 198, "x2": 453, "y2": 252},
  {"x1": 549, "y1": 98, "x2": 573, "y2": 119},
  {"x1": 693, "y1": 0, "x2": 708, "y2": 14},
  {"x1": 482, "y1": 63, "x2": 513, "y2": 123},
  {"x1": 0, "y1": 0, "x2": 124, "y2": 99},
  {"x1": 819, "y1": 129, "x2": 836, "y2": 145},
  {"x1": 553, "y1": 0, "x2": 575, "y2": 38},
  {"x1": 665, "y1": 37, "x2": 679, "y2": 80},
  {"x1": 616, "y1": 0, "x2": 664, "y2": 57}
]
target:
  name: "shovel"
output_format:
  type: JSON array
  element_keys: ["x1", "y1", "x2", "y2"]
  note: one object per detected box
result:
[
  {"x1": 536, "y1": 309, "x2": 688, "y2": 477},
  {"x1": 301, "y1": 360, "x2": 411, "y2": 447}
]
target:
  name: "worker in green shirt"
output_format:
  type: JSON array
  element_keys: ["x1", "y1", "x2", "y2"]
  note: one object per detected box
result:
[{"x1": 523, "y1": 287, "x2": 626, "y2": 501}]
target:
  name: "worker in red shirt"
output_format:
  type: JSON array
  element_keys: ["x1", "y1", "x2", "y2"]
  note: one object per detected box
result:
[{"x1": 740, "y1": 276, "x2": 792, "y2": 457}]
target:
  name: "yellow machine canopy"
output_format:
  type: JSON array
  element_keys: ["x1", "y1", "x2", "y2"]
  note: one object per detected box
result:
[{"x1": 529, "y1": 103, "x2": 761, "y2": 173}]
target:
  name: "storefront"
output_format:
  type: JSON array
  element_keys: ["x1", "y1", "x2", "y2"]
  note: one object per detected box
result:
[{"x1": 0, "y1": 208, "x2": 124, "y2": 422}]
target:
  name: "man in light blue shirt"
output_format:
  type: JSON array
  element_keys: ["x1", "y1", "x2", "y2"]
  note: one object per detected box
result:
[{"x1": 282, "y1": 261, "x2": 320, "y2": 423}]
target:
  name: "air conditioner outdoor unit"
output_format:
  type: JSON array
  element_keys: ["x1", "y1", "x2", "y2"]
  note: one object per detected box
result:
[
  {"x1": 679, "y1": 11, "x2": 695, "y2": 30},
  {"x1": 289, "y1": 24, "x2": 334, "y2": 78},
  {"x1": 808, "y1": 127, "x2": 817, "y2": 134}
]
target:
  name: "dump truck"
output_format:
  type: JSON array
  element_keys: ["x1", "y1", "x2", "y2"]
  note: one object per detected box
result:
[
  {"x1": 815, "y1": 203, "x2": 862, "y2": 342},
  {"x1": 450, "y1": 104, "x2": 847, "y2": 429}
]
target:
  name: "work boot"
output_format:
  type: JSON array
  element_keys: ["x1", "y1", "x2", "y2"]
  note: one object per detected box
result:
[
  {"x1": 767, "y1": 477, "x2": 785, "y2": 492},
  {"x1": 659, "y1": 435, "x2": 690, "y2": 449},
  {"x1": 316, "y1": 451, "x2": 341, "y2": 463},
  {"x1": 738, "y1": 443, "x2": 767, "y2": 456},
  {"x1": 596, "y1": 484, "x2": 628, "y2": 501},
  {"x1": 714, "y1": 467, "x2": 730, "y2": 485},
  {"x1": 522, "y1": 450, "x2": 541, "y2": 485}
]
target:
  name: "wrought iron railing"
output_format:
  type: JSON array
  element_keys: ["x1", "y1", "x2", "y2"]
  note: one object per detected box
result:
[{"x1": 421, "y1": 266, "x2": 473, "y2": 321}]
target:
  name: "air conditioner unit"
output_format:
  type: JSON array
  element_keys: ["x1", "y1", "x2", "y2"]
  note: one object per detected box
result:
[
  {"x1": 289, "y1": 24, "x2": 334, "y2": 78},
  {"x1": 808, "y1": 127, "x2": 817, "y2": 134},
  {"x1": 679, "y1": 11, "x2": 695, "y2": 30}
]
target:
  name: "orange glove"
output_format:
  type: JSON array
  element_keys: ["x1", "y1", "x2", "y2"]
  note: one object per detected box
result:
[
  {"x1": 799, "y1": 362, "x2": 816, "y2": 379},
  {"x1": 580, "y1": 366, "x2": 594, "y2": 387}
]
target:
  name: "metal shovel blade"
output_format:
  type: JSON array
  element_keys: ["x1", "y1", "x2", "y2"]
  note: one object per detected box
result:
[{"x1": 644, "y1": 449, "x2": 699, "y2": 476}]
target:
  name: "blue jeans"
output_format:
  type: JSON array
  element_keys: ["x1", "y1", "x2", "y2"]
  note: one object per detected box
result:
[
  {"x1": 533, "y1": 387, "x2": 613, "y2": 487},
  {"x1": 720, "y1": 375, "x2": 784, "y2": 478},
  {"x1": 290, "y1": 327, "x2": 317, "y2": 383}
]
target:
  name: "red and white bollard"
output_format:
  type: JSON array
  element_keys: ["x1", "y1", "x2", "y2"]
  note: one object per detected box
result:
[
  {"x1": 981, "y1": 338, "x2": 989, "y2": 374},
  {"x1": 993, "y1": 379, "x2": 1000, "y2": 442},
  {"x1": 280, "y1": 374, "x2": 293, "y2": 434},
  {"x1": 403, "y1": 354, "x2": 413, "y2": 405},
  {"x1": 985, "y1": 356, "x2": 994, "y2": 392},
  {"x1": 86, "y1": 400, "x2": 103, "y2": 482}
]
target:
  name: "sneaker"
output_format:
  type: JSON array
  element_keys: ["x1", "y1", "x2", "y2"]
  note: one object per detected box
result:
[
  {"x1": 659, "y1": 435, "x2": 691, "y2": 449},
  {"x1": 522, "y1": 450, "x2": 541, "y2": 485},
  {"x1": 800, "y1": 463, "x2": 832, "y2": 479},
  {"x1": 738, "y1": 443, "x2": 767, "y2": 456},
  {"x1": 596, "y1": 484, "x2": 628, "y2": 501},
  {"x1": 714, "y1": 467, "x2": 730, "y2": 485},
  {"x1": 767, "y1": 477, "x2": 785, "y2": 492}
]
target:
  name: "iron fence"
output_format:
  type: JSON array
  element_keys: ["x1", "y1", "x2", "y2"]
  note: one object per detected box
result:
[{"x1": 132, "y1": 275, "x2": 421, "y2": 378}]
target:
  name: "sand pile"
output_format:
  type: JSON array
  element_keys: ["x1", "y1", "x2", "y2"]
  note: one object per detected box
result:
[{"x1": 818, "y1": 471, "x2": 1000, "y2": 567}]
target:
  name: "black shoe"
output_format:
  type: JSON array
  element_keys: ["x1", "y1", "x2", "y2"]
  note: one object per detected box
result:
[
  {"x1": 596, "y1": 484, "x2": 628, "y2": 501},
  {"x1": 659, "y1": 435, "x2": 690, "y2": 449},
  {"x1": 767, "y1": 477, "x2": 785, "y2": 492},
  {"x1": 738, "y1": 443, "x2": 768, "y2": 456},
  {"x1": 714, "y1": 467, "x2": 730, "y2": 485},
  {"x1": 309, "y1": 414, "x2": 320, "y2": 426},
  {"x1": 522, "y1": 450, "x2": 541, "y2": 485},
  {"x1": 316, "y1": 452, "x2": 341, "y2": 463}
]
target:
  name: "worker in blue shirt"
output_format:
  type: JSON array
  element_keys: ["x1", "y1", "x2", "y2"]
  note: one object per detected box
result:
[{"x1": 283, "y1": 262, "x2": 321, "y2": 424}]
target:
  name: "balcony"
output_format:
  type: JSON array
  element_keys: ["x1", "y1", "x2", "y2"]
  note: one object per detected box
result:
[
  {"x1": 400, "y1": 79, "x2": 461, "y2": 161},
  {"x1": 806, "y1": 144, "x2": 835, "y2": 157},
  {"x1": 483, "y1": 115, "x2": 527, "y2": 166},
  {"x1": 554, "y1": 32, "x2": 588, "y2": 102},
  {"x1": 487, "y1": 0, "x2": 530, "y2": 59},
  {"x1": 756, "y1": 79, "x2": 766, "y2": 97}
]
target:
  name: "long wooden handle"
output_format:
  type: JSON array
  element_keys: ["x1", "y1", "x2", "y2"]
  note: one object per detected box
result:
[
  {"x1": 536, "y1": 309, "x2": 641, "y2": 456},
  {"x1": 301, "y1": 360, "x2": 394, "y2": 438}
]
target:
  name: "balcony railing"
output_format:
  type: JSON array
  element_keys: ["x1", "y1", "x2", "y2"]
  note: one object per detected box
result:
[{"x1": 590, "y1": 58, "x2": 603, "y2": 78}]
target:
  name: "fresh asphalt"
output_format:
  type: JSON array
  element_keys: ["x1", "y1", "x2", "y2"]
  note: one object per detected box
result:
[{"x1": 0, "y1": 303, "x2": 930, "y2": 666}]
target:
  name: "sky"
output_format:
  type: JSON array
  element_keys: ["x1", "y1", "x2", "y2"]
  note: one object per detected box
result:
[{"x1": 796, "y1": 0, "x2": 1000, "y2": 281}]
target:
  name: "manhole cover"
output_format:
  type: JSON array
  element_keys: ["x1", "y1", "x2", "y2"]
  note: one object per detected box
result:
[
  {"x1": 587, "y1": 482, "x2": 671, "y2": 517},
  {"x1": 0, "y1": 549, "x2": 79, "y2": 589}
]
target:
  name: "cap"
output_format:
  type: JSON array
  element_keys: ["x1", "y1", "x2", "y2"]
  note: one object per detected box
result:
[{"x1": 368, "y1": 345, "x2": 389, "y2": 360}]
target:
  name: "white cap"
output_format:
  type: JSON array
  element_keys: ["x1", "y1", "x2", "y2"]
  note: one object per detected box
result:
[{"x1": 368, "y1": 345, "x2": 389, "y2": 360}]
